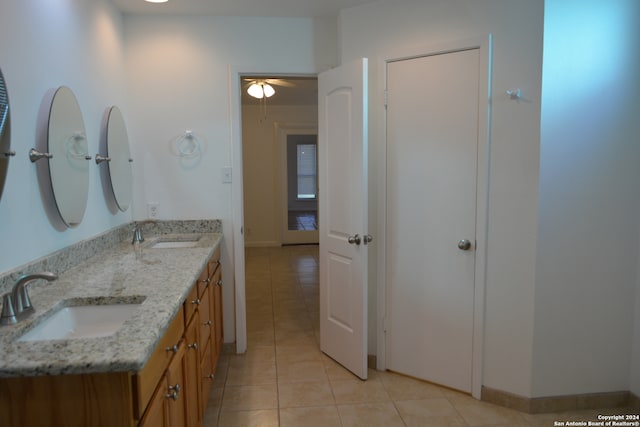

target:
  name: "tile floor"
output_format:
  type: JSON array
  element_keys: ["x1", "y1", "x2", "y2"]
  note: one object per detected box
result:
[
  {"x1": 287, "y1": 210, "x2": 318, "y2": 231},
  {"x1": 202, "y1": 245, "x2": 636, "y2": 426}
]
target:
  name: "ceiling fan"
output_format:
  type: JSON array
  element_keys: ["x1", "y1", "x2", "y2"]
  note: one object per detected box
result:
[{"x1": 243, "y1": 78, "x2": 295, "y2": 99}]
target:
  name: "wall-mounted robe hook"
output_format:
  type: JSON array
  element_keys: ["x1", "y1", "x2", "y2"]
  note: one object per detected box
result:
[
  {"x1": 506, "y1": 89, "x2": 522, "y2": 100},
  {"x1": 29, "y1": 148, "x2": 52, "y2": 162}
]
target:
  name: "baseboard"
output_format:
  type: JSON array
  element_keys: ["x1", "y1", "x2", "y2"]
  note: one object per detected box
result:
[
  {"x1": 222, "y1": 343, "x2": 236, "y2": 355},
  {"x1": 631, "y1": 392, "x2": 640, "y2": 410},
  {"x1": 482, "y1": 386, "x2": 634, "y2": 414},
  {"x1": 244, "y1": 241, "x2": 281, "y2": 248},
  {"x1": 368, "y1": 354, "x2": 377, "y2": 370}
]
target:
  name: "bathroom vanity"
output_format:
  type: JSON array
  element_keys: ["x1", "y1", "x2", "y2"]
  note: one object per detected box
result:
[{"x1": 0, "y1": 230, "x2": 223, "y2": 427}]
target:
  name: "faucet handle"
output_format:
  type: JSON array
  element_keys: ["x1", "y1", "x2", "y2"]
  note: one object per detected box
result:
[
  {"x1": 1, "y1": 293, "x2": 17, "y2": 326},
  {"x1": 16, "y1": 284, "x2": 34, "y2": 314},
  {"x1": 132, "y1": 226, "x2": 144, "y2": 244}
]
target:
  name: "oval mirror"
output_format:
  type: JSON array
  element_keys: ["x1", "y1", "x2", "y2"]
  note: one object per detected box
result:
[
  {"x1": 105, "y1": 106, "x2": 132, "y2": 212},
  {"x1": 0, "y1": 68, "x2": 12, "y2": 202},
  {"x1": 47, "y1": 86, "x2": 90, "y2": 227}
]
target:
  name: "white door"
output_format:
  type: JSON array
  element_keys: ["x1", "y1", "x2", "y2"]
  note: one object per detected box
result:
[
  {"x1": 319, "y1": 58, "x2": 369, "y2": 380},
  {"x1": 386, "y1": 49, "x2": 480, "y2": 392}
]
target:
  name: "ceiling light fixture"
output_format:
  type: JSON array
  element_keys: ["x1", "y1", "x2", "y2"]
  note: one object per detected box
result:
[
  {"x1": 145, "y1": 0, "x2": 168, "y2": 3},
  {"x1": 247, "y1": 82, "x2": 275, "y2": 99}
]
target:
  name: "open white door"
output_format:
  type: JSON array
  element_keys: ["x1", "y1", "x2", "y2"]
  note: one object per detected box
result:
[{"x1": 318, "y1": 58, "x2": 369, "y2": 380}]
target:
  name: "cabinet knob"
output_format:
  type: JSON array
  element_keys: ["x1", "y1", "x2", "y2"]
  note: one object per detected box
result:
[
  {"x1": 201, "y1": 278, "x2": 211, "y2": 284},
  {"x1": 166, "y1": 383, "x2": 180, "y2": 400},
  {"x1": 191, "y1": 298, "x2": 201, "y2": 305},
  {"x1": 216, "y1": 280, "x2": 223, "y2": 287},
  {"x1": 203, "y1": 320, "x2": 212, "y2": 326},
  {"x1": 203, "y1": 373, "x2": 215, "y2": 380},
  {"x1": 165, "y1": 344, "x2": 179, "y2": 353},
  {"x1": 188, "y1": 342, "x2": 198, "y2": 350}
]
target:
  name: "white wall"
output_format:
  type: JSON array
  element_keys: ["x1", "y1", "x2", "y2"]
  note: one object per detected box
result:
[
  {"x1": 123, "y1": 15, "x2": 336, "y2": 342},
  {"x1": 535, "y1": 0, "x2": 640, "y2": 397},
  {"x1": 0, "y1": 0, "x2": 130, "y2": 276},
  {"x1": 339, "y1": 0, "x2": 544, "y2": 396},
  {"x1": 242, "y1": 104, "x2": 318, "y2": 247}
]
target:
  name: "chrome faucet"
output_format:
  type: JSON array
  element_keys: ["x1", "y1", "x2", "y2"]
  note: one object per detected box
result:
[
  {"x1": 132, "y1": 220, "x2": 157, "y2": 244},
  {"x1": 1, "y1": 272, "x2": 58, "y2": 326},
  {"x1": 132, "y1": 225, "x2": 145, "y2": 244}
]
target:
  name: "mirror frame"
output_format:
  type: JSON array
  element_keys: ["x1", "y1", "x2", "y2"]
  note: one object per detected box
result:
[
  {"x1": 0, "y1": 68, "x2": 12, "y2": 203},
  {"x1": 104, "y1": 106, "x2": 133, "y2": 212},
  {"x1": 47, "y1": 86, "x2": 90, "y2": 228}
]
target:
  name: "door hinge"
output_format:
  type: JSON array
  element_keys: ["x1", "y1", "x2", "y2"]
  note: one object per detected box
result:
[
  {"x1": 384, "y1": 90, "x2": 388, "y2": 109},
  {"x1": 383, "y1": 317, "x2": 388, "y2": 333}
]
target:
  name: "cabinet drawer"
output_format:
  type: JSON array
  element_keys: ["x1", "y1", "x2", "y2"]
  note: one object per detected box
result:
[{"x1": 133, "y1": 306, "x2": 185, "y2": 420}]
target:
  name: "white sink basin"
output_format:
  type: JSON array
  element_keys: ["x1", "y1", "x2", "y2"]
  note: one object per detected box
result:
[
  {"x1": 18, "y1": 303, "x2": 141, "y2": 342},
  {"x1": 150, "y1": 236, "x2": 200, "y2": 249}
]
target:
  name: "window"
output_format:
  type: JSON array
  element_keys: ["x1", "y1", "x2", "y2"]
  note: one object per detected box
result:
[{"x1": 296, "y1": 143, "x2": 317, "y2": 199}]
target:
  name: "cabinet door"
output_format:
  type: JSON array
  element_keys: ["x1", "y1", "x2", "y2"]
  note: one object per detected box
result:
[
  {"x1": 212, "y1": 267, "x2": 223, "y2": 364},
  {"x1": 139, "y1": 373, "x2": 169, "y2": 427},
  {"x1": 167, "y1": 341, "x2": 187, "y2": 427},
  {"x1": 199, "y1": 284, "x2": 213, "y2": 360},
  {"x1": 199, "y1": 340, "x2": 214, "y2": 417},
  {"x1": 184, "y1": 314, "x2": 201, "y2": 427}
]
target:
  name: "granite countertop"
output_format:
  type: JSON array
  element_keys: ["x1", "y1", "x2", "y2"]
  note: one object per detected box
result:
[{"x1": 0, "y1": 232, "x2": 222, "y2": 378}]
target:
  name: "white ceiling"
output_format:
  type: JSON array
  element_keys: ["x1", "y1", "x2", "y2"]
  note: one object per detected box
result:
[{"x1": 111, "y1": 0, "x2": 376, "y2": 17}]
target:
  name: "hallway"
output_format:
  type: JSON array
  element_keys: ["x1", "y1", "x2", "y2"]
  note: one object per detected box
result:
[{"x1": 202, "y1": 246, "x2": 629, "y2": 426}]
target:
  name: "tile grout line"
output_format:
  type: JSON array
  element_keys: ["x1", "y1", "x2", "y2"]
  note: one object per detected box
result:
[{"x1": 269, "y1": 248, "x2": 282, "y2": 426}]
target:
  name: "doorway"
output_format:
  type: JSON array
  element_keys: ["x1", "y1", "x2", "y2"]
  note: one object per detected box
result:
[
  {"x1": 238, "y1": 74, "x2": 319, "y2": 353},
  {"x1": 279, "y1": 125, "x2": 319, "y2": 245},
  {"x1": 380, "y1": 37, "x2": 491, "y2": 398},
  {"x1": 240, "y1": 76, "x2": 318, "y2": 248}
]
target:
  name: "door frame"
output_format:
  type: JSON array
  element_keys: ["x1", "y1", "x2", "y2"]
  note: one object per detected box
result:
[
  {"x1": 276, "y1": 122, "x2": 319, "y2": 245},
  {"x1": 376, "y1": 35, "x2": 492, "y2": 399},
  {"x1": 228, "y1": 65, "x2": 318, "y2": 354}
]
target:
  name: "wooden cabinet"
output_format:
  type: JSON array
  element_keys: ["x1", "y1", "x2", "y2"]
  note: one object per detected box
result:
[
  {"x1": 0, "y1": 243, "x2": 223, "y2": 427},
  {"x1": 211, "y1": 267, "x2": 224, "y2": 365},
  {"x1": 139, "y1": 374, "x2": 169, "y2": 427},
  {"x1": 185, "y1": 244, "x2": 221, "y2": 422},
  {"x1": 133, "y1": 306, "x2": 185, "y2": 420},
  {"x1": 0, "y1": 372, "x2": 135, "y2": 427},
  {"x1": 166, "y1": 342, "x2": 187, "y2": 427},
  {"x1": 139, "y1": 341, "x2": 186, "y2": 427},
  {"x1": 141, "y1": 245, "x2": 222, "y2": 427},
  {"x1": 184, "y1": 315, "x2": 200, "y2": 427}
]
